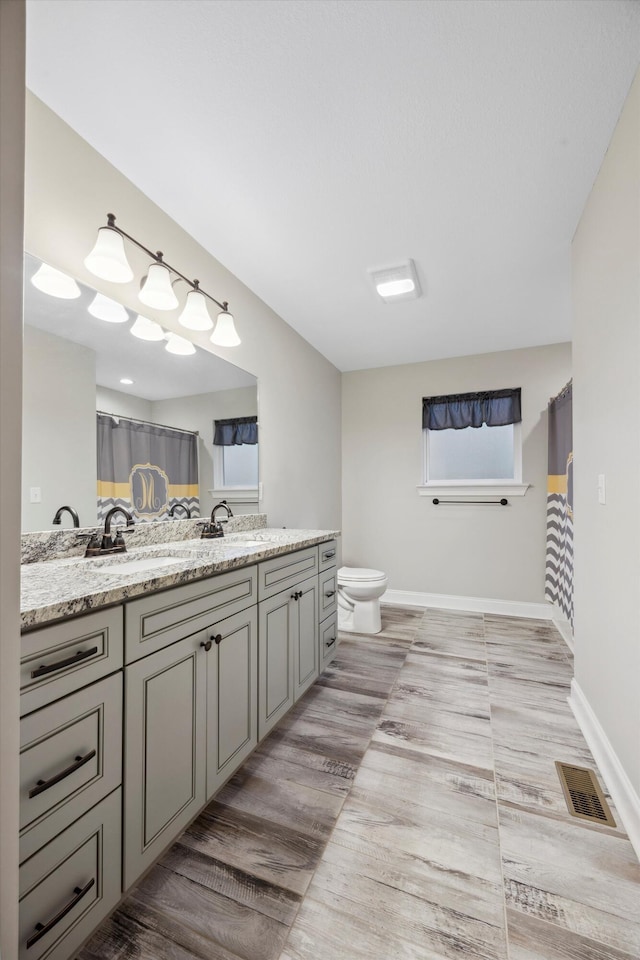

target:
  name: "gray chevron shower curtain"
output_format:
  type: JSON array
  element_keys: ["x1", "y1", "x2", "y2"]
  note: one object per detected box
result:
[{"x1": 545, "y1": 382, "x2": 573, "y2": 626}]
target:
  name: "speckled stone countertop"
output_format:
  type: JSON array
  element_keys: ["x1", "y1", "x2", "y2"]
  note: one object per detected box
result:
[{"x1": 21, "y1": 529, "x2": 340, "y2": 631}]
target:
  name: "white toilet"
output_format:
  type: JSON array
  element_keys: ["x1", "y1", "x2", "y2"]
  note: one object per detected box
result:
[{"x1": 337, "y1": 566, "x2": 388, "y2": 634}]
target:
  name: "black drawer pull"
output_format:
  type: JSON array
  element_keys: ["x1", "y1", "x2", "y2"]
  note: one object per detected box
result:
[
  {"x1": 29, "y1": 749, "x2": 97, "y2": 799},
  {"x1": 213, "y1": 634, "x2": 223, "y2": 645},
  {"x1": 323, "y1": 551, "x2": 336, "y2": 559},
  {"x1": 324, "y1": 590, "x2": 336, "y2": 598},
  {"x1": 200, "y1": 639, "x2": 213, "y2": 652},
  {"x1": 31, "y1": 647, "x2": 99, "y2": 680},
  {"x1": 291, "y1": 591, "x2": 302, "y2": 601},
  {"x1": 326, "y1": 638, "x2": 336, "y2": 648},
  {"x1": 26, "y1": 878, "x2": 95, "y2": 949}
]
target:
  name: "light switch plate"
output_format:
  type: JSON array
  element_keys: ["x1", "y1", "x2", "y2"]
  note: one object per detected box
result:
[{"x1": 29, "y1": 486, "x2": 41, "y2": 504}]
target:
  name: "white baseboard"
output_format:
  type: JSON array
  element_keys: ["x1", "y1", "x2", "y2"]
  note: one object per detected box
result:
[
  {"x1": 549, "y1": 603, "x2": 574, "y2": 653},
  {"x1": 381, "y1": 589, "x2": 552, "y2": 621},
  {"x1": 569, "y1": 679, "x2": 640, "y2": 861}
]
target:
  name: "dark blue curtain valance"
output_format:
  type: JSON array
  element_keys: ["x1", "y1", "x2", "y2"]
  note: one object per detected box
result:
[
  {"x1": 213, "y1": 416, "x2": 258, "y2": 446},
  {"x1": 422, "y1": 388, "x2": 521, "y2": 431}
]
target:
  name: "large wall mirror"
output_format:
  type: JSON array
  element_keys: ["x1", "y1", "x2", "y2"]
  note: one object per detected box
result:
[{"x1": 22, "y1": 253, "x2": 259, "y2": 532}]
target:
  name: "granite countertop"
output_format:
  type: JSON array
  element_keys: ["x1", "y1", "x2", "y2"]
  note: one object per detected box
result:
[{"x1": 21, "y1": 528, "x2": 340, "y2": 631}]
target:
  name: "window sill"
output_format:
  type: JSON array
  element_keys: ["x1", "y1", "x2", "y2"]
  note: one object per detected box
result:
[
  {"x1": 208, "y1": 487, "x2": 260, "y2": 504},
  {"x1": 417, "y1": 482, "x2": 530, "y2": 498}
]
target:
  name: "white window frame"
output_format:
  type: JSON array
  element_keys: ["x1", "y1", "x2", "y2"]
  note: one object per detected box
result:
[
  {"x1": 417, "y1": 420, "x2": 529, "y2": 498},
  {"x1": 209, "y1": 442, "x2": 260, "y2": 504}
]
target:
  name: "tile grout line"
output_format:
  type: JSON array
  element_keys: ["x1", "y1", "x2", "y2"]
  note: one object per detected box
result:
[
  {"x1": 275, "y1": 612, "x2": 425, "y2": 960},
  {"x1": 483, "y1": 613, "x2": 513, "y2": 960}
]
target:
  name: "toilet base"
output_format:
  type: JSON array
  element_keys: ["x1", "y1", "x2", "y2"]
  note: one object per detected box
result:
[{"x1": 338, "y1": 598, "x2": 382, "y2": 635}]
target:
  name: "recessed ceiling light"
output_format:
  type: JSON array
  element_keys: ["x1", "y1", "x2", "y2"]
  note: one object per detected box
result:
[
  {"x1": 120, "y1": 378, "x2": 134, "y2": 385},
  {"x1": 369, "y1": 260, "x2": 421, "y2": 303}
]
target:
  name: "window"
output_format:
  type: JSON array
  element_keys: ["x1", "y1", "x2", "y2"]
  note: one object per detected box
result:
[
  {"x1": 211, "y1": 416, "x2": 259, "y2": 502},
  {"x1": 419, "y1": 388, "x2": 529, "y2": 496}
]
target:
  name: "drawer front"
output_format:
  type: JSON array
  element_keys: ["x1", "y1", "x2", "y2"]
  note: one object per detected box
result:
[
  {"x1": 20, "y1": 608, "x2": 123, "y2": 716},
  {"x1": 19, "y1": 788, "x2": 121, "y2": 960},
  {"x1": 258, "y1": 547, "x2": 318, "y2": 602},
  {"x1": 319, "y1": 568, "x2": 337, "y2": 620},
  {"x1": 318, "y1": 540, "x2": 338, "y2": 573},
  {"x1": 20, "y1": 673, "x2": 122, "y2": 864},
  {"x1": 125, "y1": 565, "x2": 257, "y2": 663},
  {"x1": 320, "y1": 613, "x2": 338, "y2": 669}
]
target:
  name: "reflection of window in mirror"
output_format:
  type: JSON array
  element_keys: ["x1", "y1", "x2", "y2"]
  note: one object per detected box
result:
[{"x1": 212, "y1": 416, "x2": 259, "y2": 502}]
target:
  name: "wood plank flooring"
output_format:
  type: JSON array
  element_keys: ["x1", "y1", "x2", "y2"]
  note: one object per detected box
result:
[{"x1": 77, "y1": 606, "x2": 640, "y2": 960}]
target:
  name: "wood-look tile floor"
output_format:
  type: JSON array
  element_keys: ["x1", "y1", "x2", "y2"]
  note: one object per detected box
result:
[{"x1": 78, "y1": 607, "x2": 640, "y2": 960}]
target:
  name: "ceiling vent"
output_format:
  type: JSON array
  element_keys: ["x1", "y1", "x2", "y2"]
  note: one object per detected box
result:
[{"x1": 369, "y1": 260, "x2": 421, "y2": 303}]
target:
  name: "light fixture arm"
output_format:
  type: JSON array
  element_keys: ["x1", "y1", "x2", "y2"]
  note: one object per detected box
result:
[{"x1": 104, "y1": 213, "x2": 228, "y2": 312}]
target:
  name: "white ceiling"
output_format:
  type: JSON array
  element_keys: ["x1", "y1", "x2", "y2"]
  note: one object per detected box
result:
[
  {"x1": 24, "y1": 254, "x2": 257, "y2": 401},
  {"x1": 26, "y1": 0, "x2": 640, "y2": 372}
]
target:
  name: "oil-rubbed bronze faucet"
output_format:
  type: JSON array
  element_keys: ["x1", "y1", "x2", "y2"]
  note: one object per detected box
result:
[
  {"x1": 168, "y1": 503, "x2": 191, "y2": 519},
  {"x1": 52, "y1": 505, "x2": 80, "y2": 528},
  {"x1": 85, "y1": 507, "x2": 135, "y2": 556},
  {"x1": 199, "y1": 500, "x2": 233, "y2": 539}
]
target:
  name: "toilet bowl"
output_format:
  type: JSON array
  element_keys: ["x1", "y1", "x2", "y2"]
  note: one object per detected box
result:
[{"x1": 337, "y1": 566, "x2": 388, "y2": 634}]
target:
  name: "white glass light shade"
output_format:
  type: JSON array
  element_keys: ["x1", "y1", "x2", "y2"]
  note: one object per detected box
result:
[
  {"x1": 138, "y1": 263, "x2": 179, "y2": 310},
  {"x1": 165, "y1": 333, "x2": 196, "y2": 355},
  {"x1": 84, "y1": 227, "x2": 134, "y2": 283},
  {"x1": 130, "y1": 315, "x2": 165, "y2": 341},
  {"x1": 210, "y1": 311, "x2": 241, "y2": 347},
  {"x1": 375, "y1": 278, "x2": 415, "y2": 298},
  {"x1": 31, "y1": 263, "x2": 81, "y2": 299},
  {"x1": 178, "y1": 289, "x2": 213, "y2": 331},
  {"x1": 88, "y1": 292, "x2": 129, "y2": 323}
]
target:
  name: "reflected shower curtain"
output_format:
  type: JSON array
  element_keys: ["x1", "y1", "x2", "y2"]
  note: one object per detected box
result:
[
  {"x1": 97, "y1": 413, "x2": 199, "y2": 522},
  {"x1": 545, "y1": 382, "x2": 573, "y2": 626}
]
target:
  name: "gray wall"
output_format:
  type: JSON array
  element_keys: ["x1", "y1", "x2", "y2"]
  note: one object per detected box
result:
[
  {"x1": 24, "y1": 93, "x2": 342, "y2": 532},
  {"x1": 96, "y1": 385, "x2": 153, "y2": 422},
  {"x1": 0, "y1": 0, "x2": 24, "y2": 951},
  {"x1": 572, "y1": 69, "x2": 640, "y2": 799},
  {"x1": 342, "y1": 343, "x2": 571, "y2": 602},
  {"x1": 23, "y1": 325, "x2": 97, "y2": 531}
]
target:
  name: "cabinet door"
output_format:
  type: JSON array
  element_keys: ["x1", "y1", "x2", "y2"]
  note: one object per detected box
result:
[
  {"x1": 294, "y1": 577, "x2": 318, "y2": 702},
  {"x1": 124, "y1": 633, "x2": 206, "y2": 890},
  {"x1": 258, "y1": 590, "x2": 295, "y2": 739},
  {"x1": 206, "y1": 606, "x2": 258, "y2": 799}
]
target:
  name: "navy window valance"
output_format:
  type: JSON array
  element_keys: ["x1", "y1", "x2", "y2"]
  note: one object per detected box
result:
[
  {"x1": 422, "y1": 388, "x2": 521, "y2": 431},
  {"x1": 213, "y1": 416, "x2": 258, "y2": 446}
]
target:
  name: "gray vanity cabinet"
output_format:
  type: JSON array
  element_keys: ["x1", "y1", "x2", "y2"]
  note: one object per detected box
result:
[
  {"x1": 205, "y1": 605, "x2": 258, "y2": 799},
  {"x1": 257, "y1": 573, "x2": 319, "y2": 739},
  {"x1": 123, "y1": 631, "x2": 207, "y2": 890}
]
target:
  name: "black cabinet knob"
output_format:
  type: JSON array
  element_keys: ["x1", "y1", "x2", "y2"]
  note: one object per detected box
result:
[
  {"x1": 213, "y1": 634, "x2": 223, "y2": 645},
  {"x1": 200, "y1": 639, "x2": 213, "y2": 652}
]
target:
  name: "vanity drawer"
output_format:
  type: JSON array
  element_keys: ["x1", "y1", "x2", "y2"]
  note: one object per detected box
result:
[
  {"x1": 258, "y1": 546, "x2": 318, "y2": 601},
  {"x1": 319, "y1": 568, "x2": 337, "y2": 620},
  {"x1": 20, "y1": 608, "x2": 123, "y2": 716},
  {"x1": 20, "y1": 673, "x2": 122, "y2": 864},
  {"x1": 124, "y1": 564, "x2": 258, "y2": 663},
  {"x1": 19, "y1": 787, "x2": 121, "y2": 960},
  {"x1": 319, "y1": 613, "x2": 338, "y2": 669},
  {"x1": 318, "y1": 540, "x2": 338, "y2": 572}
]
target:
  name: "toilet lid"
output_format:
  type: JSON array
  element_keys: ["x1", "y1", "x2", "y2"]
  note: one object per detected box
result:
[{"x1": 338, "y1": 566, "x2": 386, "y2": 583}]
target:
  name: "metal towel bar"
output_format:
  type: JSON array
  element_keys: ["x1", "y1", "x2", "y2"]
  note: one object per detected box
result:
[{"x1": 432, "y1": 498, "x2": 508, "y2": 506}]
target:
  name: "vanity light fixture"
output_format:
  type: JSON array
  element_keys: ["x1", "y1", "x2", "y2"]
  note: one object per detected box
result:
[
  {"x1": 178, "y1": 282, "x2": 213, "y2": 331},
  {"x1": 130, "y1": 315, "x2": 165, "y2": 341},
  {"x1": 88, "y1": 292, "x2": 129, "y2": 323},
  {"x1": 31, "y1": 263, "x2": 81, "y2": 299},
  {"x1": 165, "y1": 332, "x2": 196, "y2": 356},
  {"x1": 85, "y1": 214, "x2": 240, "y2": 343},
  {"x1": 120, "y1": 378, "x2": 134, "y2": 385},
  {"x1": 369, "y1": 260, "x2": 421, "y2": 303}
]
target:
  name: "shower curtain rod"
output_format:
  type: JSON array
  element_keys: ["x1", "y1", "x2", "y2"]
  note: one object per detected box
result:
[{"x1": 97, "y1": 411, "x2": 200, "y2": 437}]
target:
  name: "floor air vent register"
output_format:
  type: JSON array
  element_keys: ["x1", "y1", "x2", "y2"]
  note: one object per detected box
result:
[{"x1": 555, "y1": 761, "x2": 616, "y2": 827}]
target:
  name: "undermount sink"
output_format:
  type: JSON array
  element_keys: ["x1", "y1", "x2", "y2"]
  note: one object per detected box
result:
[
  {"x1": 229, "y1": 539, "x2": 272, "y2": 547},
  {"x1": 92, "y1": 555, "x2": 186, "y2": 576}
]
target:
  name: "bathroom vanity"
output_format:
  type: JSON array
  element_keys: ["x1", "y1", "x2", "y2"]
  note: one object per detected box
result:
[{"x1": 18, "y1": 526, "x2": 339, "y2": 960}]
